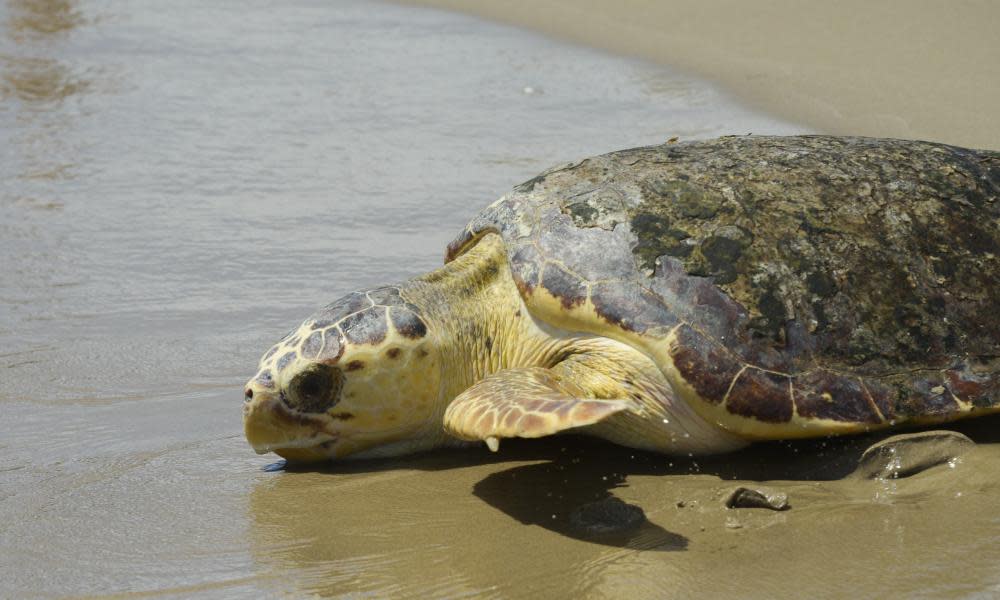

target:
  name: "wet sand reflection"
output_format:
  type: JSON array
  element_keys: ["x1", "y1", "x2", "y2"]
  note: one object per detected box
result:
[
  {"x1": 1, "y1": 0, "x2": 92, "y2": 210},
  {"x1": 247, "y1": 439, "x2": 688, "y2": 597},
  {"x1": 3, "y1": 0, "x2": 88, "y2": 104},
  {"x1": 247, "y1": 418, "x2": 1000, "y2": 597},
  {"x1": 1, "y1": 54, "x2": 88, "y2": 102},
  {"x1": 7, "y1": 0, "x2": 83, "y2": 38}
]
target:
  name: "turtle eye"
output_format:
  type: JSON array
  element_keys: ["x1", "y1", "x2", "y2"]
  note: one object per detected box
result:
[{"x1": 287, "y1": 364, "x2": 343, "y2": 413}]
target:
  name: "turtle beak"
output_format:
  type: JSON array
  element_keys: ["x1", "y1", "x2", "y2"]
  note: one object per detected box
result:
[{"x1": 243, "y1": 386, "x2": 336, "y2": 461}]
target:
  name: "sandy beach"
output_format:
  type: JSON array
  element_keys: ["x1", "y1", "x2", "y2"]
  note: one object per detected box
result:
[
  {"x1": 402, "y1": 0, "x2": 1000, "y2": 150},
  {"x1": 3, "y1": 1, "x2": 999, "y2": 597}
]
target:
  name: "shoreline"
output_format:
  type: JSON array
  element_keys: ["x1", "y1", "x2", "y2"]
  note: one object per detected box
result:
[{"x1": 398, "y1": 0, "x2": 1000, "y2": 150}]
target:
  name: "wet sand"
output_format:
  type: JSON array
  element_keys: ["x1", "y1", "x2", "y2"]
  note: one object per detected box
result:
[
  {"x1": 401, "y1": 0, "x2": 1000, "y2": 150},
  {"x1": 252, "y1": 421, "x2": 1000, "y2": 598},
  {"x1": 2, "y1": 0, "x2": 999, "y2": 598}
]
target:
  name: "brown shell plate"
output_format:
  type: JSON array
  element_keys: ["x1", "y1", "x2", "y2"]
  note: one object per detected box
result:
[{"x1": 446, "y1": 136, "x2": 1000, "y2": 426}]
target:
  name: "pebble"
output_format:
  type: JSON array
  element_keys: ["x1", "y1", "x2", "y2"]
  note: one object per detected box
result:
[{"x1": 725, "y1": 486, "x2": 790, "y2": 511}]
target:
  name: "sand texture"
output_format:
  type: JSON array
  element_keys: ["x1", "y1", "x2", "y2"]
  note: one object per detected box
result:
[
  {"x1": 403, "y1": 0, "x2": 1000, "y2": 150},
  {"x1": 4, "y1": 1, "x2": 999, "y2": 597}
]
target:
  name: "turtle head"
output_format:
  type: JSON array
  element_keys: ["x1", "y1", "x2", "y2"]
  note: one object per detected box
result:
[{"x1": 242, "y1": 287, "x2": 444, "y2": 462}]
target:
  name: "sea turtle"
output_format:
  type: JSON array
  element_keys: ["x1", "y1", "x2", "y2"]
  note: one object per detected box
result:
[{"x1": 243, "y1": 135, "x2": 1000, "y2": 462}]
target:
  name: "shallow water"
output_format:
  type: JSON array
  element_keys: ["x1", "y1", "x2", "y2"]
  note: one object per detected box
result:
[{"x1": 2, "y1": 1, "x2": 998, "y2": 598}]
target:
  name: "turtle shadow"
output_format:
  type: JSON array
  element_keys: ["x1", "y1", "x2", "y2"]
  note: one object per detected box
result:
[
  {"x1": 273, "y1": 414, "x2": 1000, "y2": 549},
  {"x1": 274, "y1": 438, "x2": 690, "y2": 551},
  {"x1": 469, "y1": 414, "x2": 1000, "y2": 547},
  {"x1": 275, "y1": 414, "x2": 1000, "y2": 479},
  {"x1": 468, "y1": 445, "x2": 689, "y2": 551}
]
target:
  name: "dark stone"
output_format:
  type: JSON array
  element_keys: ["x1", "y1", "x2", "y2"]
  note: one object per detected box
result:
[{"x1": 725, "y1": 487, "x2": 790, "y2": 510}]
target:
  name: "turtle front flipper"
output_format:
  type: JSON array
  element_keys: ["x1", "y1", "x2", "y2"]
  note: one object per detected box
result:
[{"x1": 443, "y1": 367, "x2": 633, "y2": 451}]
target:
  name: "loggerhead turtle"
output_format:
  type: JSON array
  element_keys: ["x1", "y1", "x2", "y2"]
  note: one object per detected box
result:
[{"x1": 243, "y1": 135, "x2": 1000, "y2": 462}]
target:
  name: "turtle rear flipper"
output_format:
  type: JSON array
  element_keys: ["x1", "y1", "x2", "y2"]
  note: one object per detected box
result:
[{"x1": 443, "y1": 366, "x2": 634, "y2": 451}]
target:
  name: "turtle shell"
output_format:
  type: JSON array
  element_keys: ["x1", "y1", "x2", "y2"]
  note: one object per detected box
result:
[{"x1": 446, "y1": 136, "x2": 1000, "y2": 436}]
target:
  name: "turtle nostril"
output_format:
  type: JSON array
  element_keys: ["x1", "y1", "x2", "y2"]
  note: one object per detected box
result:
[{"x1": 244, "y1": 388, "x2": 254, "y2": 402}]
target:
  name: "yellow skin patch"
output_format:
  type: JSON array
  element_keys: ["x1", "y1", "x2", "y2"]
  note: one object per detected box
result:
[
  {"x1": 243, "y1": 232, "x2": 998, "y2": 462},
  {"x1": 245, "y1": 136, "x2": 1000, "y2": 462},
  {"x1": 244, "y1": 313, "x2": 445, "y2": 460},
  {"x1": 243, "y1": 233, "x2": 744, "y2": 461}
]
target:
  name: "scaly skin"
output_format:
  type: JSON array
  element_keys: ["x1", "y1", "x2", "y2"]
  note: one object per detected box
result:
[
  {"x1": 245, "y1": 136, "x2": 1000, "y2": 461},
  {"x1": 243, "y1": 234, "x2": 741, "y2": 461},
  {"x1": 448, "y1": 136, "x2": 1000, "y2": 438}
]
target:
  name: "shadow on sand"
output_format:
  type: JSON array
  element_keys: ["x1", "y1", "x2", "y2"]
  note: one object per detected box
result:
[{"x1": 275, "y1": 414, "x2": 1000, "y2": 550}]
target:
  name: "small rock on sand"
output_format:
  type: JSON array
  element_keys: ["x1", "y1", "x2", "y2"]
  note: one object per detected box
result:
[{"x1": 724, "y1": 487, "x2": 790, "y2": 511}]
